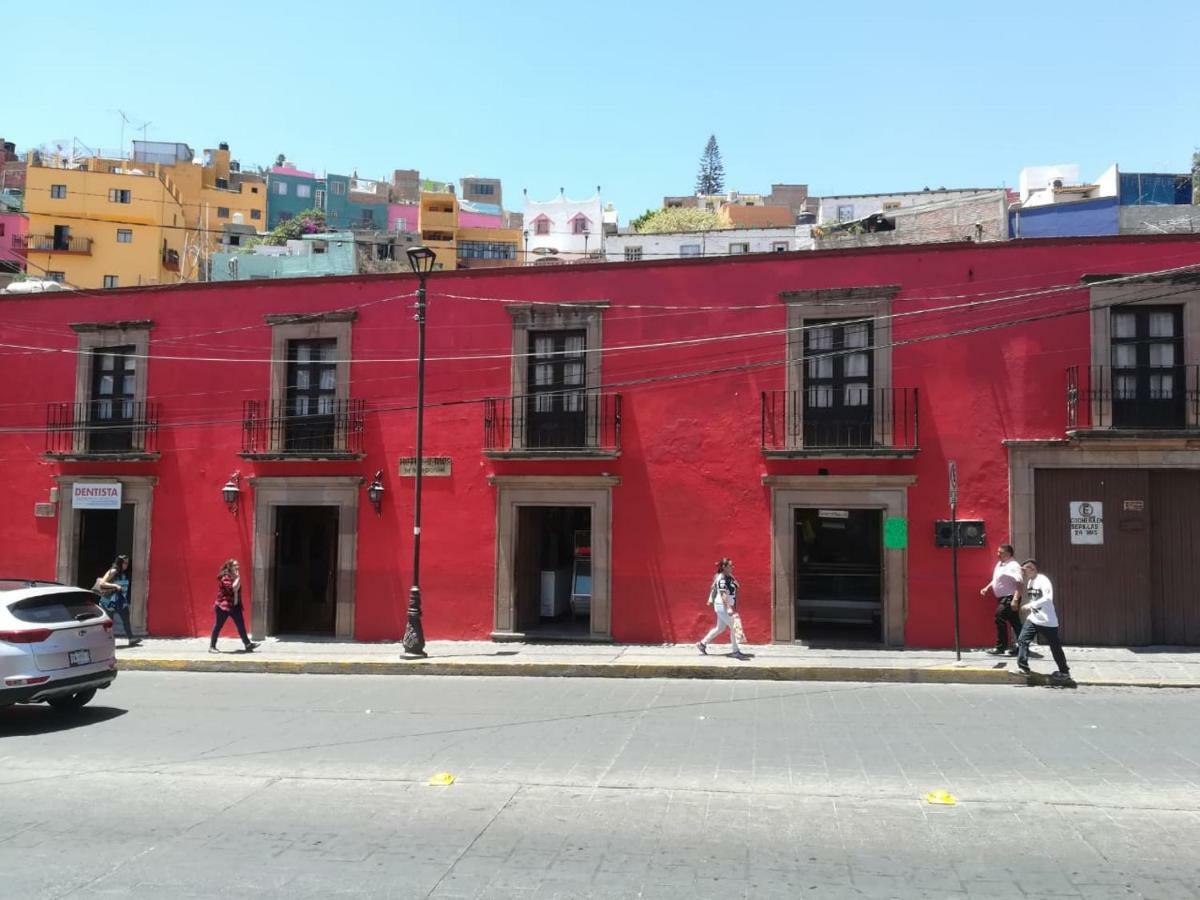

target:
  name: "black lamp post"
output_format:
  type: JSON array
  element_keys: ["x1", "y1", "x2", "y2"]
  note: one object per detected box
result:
[{"x1": 402, "y1": 245, "x2": 437, "y2": 657}]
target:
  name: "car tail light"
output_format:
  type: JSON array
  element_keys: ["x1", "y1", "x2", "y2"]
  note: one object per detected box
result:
[
  {"x1": 4, "y1": 675, "x2": 51, "y2": 687},
  {"x1": 0, "y1": 628, "x2": 54, "y2": 644},
  {"x1": 102, "y1": 620, "x2": 114, "y2": 632}
]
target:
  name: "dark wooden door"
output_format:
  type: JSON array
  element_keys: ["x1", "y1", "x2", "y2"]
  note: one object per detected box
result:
[
  {"x1": 514, "y1": 507, "x2": 542, "y2": 630},
  {"x1": 89, "y1": 346, "x2": 137, "y2": 452},
  {"x1": 1149, "y1": 470, "x2": 1200, "y2": 645},
  {"x1": 526, "y1": 330, "x2": 586, "y2": 448},
  {"x1": 273, "y1": 505, "x2": 338, "y2": 633},
  {"x1": 1035, "y1": 469, "x2": 1151, "y2": 645},
  {"x1": 1110, "y1": 306, "x2": 1185, "y2": 428}
]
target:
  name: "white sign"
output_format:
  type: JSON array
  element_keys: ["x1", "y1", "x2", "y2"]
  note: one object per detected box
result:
[
  {"x1": 72, "y1": 482, "x2": 122, "y2": 509},
  {"x1": 1069, "y1": 501, "x2": 1103, "y2": 545},
  {"x1": 818, "y1": 509, "x2": 849, "y2": 519}
]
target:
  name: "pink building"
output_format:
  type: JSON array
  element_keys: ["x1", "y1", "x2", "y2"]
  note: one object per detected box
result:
[
  {"x1": 0, "y1": 210, "x2": 27, "y2": 273},
  {"x1": 388, "y1": 203, "x2": 419, "y2": 232}
]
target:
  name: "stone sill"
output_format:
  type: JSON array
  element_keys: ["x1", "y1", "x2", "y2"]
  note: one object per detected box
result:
[
  {"x1": 762, "y1": 448, "x2": 918, "y2": 459},
  {"x1": 238, "y1": 452, "x2": 366, "y2": 462},
  {"x1": 1066, "y1": 428, "x2": 1200, "y2": 442},
  {"x1": 484, "y1": 450, "x2": 621, "y2": 461},
  {"x1": 44, "y1": 452, "x2": 161, "y2": 462}
]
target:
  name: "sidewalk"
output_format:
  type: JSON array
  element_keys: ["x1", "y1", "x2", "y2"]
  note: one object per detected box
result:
[{"x1": 114, "y1": 638, "x2": 1200, "y2": 688}]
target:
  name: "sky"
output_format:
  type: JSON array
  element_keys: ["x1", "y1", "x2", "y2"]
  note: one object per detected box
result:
[{"x1": 4, "y1": 1, "x2": 1198, "y2": 224}]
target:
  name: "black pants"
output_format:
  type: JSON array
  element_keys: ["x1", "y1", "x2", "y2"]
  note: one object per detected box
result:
[
  {"x1": 211, "y1": 605, "x2": 250, "y2": 647},
  {"x1": 1016, "y1": 620, "x2": 1070, "y2": 674},
  {"x1": 993, "y1": 596, "x2": 1021, "y2": 650}
]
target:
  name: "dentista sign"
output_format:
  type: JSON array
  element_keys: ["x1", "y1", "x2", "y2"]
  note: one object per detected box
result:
[{"x1": 71, "y1": 482, "x2": 122, "y2": 509}]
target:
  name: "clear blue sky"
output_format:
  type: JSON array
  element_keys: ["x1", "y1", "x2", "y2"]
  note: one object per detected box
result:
[{"x1": 6, "y1": 1, "x2": 1198, "y2": 223}]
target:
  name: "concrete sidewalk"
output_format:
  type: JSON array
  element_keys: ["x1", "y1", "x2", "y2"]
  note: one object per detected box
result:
[{"x1": 114, "y1": 638, "x2": 1200, "y2": 688}]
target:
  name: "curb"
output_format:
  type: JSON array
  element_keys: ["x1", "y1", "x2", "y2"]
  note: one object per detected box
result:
[{"x1": 113, "y1": 656, "x2": 1123, "y2": 686}]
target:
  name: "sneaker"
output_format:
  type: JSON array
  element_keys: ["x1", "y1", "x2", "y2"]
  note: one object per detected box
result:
[
  {"x1": 208, "y1": 646, "x2": 219, "y2": 654},
  {"x1": 1016, "y1": 664, "x2": 1032, "y2": 675},
  {"x1": 127, "y1": 638, "x2": 142, "y2": 648},
  {"x1": 1050, "y1": 670, "x2": 1072, "y2": 679},
  {"x1": 1006, "y1": 649, "x2": 1018, "y2": 656},
  {"x1": 243, "y1": 642, "x2": 259, "y2": 653},
  {"x1": 731, "y1": 651, "x2": 750, "y2": 661},
  {"x1": 697, "y1": 642, "x2": 707, "y2": 656},
  {"x1": 985, "y1": 648, "x2": 1006, "y2": 656}
]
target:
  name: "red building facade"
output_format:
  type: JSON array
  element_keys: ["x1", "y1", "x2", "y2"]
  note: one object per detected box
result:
[{"x1": 3, "y1": 235, "x2": 1199, "y2": 648}]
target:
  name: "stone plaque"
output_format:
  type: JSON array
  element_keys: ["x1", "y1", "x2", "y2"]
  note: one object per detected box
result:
[{"x1": 398, "y1": 456, "x2": 452, "y2": 477}]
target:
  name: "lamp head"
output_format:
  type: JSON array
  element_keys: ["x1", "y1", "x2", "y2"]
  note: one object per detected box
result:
[{"x1": 406, "y1": 245, "x2": 437, "y2": 275}]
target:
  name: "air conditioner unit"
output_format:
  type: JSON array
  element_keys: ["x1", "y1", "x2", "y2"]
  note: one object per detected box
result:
[{"x1": 934, "y1": 520, "x2": 986, "y2": 548}]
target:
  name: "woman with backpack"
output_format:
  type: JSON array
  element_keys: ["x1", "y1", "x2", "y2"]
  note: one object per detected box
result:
[
  {"x1": 210, "y1": 558, "x2": 259, "y2": 654},
  {"x1": 95, "y1": 554, "x2": 139, "y2": 647},
  {"x1": 697, "y1": 557, "x2": 748, "y2": 659}
]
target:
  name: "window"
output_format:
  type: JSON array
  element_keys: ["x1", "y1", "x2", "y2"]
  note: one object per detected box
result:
[
  {"x1": 836, "y1": 204, "x2": 854, "y2": 222},
  {"x1": 314, "y1": 189, "x2": 326, "y2": 210},
  {"x1": 0, "y1": 223, "x2": 5, "y2": 237},
  {"x1": 1110, "y1": 306, "x2": 1184, "y2": 428},
  {"x1": 526, "y1": 330, "x2": 587, "y2": 448},
  {"x1": 772, "y1": 242, "x2": 789, "y2": 252},
  {"x1": 45, "y1": 271, "x2": 66, "y2": 283},
  {"x1": 285, "y1": 339, "x2": 338, "y2": 451},
  {"x1": 274, "y1": 181, "x2": 288, "y2": 195},
  {"x1": 215, "y1": 177, "x2": 229, "y2": 190},
  {"x1": 296, "y1": 184, "x2": 312, "y2": 199},
  {"x1": 217, "y1": 207, "x2": 230, "y2": 218},
  {"x1": 52, "y1": 224, "x2": 72, "y2": 251},
  {"x1": 679, "y1": 244, "x2": 702, "y2": 257},
  {"x1": 50, "y1": 184, "x2": 67, "y2": 199},
  {"x1": 729, "y1": 242, "x2": 750, "y2": 255},
  {"x1": 624, "y1": 246, "x2": 643, "y2": 262},
  {"x1": 103, "y1": 275, "x2": 119, "y2": 289},
  {"x1": 534, "y1": 216, "x2": 550, "y2": 236},
  {"x1": 802, "y1": 319, "x2": 874, "y2": 447},
  {"x1": 108, "y1": 188, "x2": 132, "y2": 204},
  {"x1": 88, "y1": 345, "x2": 136, "y2": 452},
  {"x1": 459, "y1": 240, "x2": 516, "y2": 260},
  {"x1": 251, "y1": 186, "x2": 259, "y2": 194},
  {"x1": 117, "y1": 229, "x2": 133, "y2": 243},
  {"x1": 360, "y1": 209, "x2": 375, "y2": 226},
  {"x1": 250, "y1": 209, "x2": 261, "y2": 220},
  {"x1": 471, "y1": 183, "x2": 495, "y2": 196},
  {"x1": 331, "y1": 181, "x2": 346, "y2": 195},
  {"x1": 570, "y1": 215, "x2": 590, "y2": 235}
]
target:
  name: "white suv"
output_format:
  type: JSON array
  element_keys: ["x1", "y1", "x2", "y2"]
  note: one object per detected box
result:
[{"x1": 0, "y1": 580, "x2": 117, "y2": 711}]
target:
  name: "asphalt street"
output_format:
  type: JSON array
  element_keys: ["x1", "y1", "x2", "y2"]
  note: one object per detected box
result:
[{"x1": 1, "y1": 673, "x2": 1198, "y2": 899}]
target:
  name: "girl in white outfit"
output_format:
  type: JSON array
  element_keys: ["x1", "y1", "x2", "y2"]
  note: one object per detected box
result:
[{"x1": 698, "y1": 558, "x2": 747, "y2": 659}]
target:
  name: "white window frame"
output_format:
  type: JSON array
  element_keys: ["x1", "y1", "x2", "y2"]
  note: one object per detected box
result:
[{"x1": 117, "y1": 229, "x2": 133, "y2": 244}]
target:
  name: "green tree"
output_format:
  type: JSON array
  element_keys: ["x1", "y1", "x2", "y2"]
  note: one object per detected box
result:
[
  {"x1": 634, "y1": 207, "x2": 721, "y2": 234},
  {"x1": 261, "y1": 208, "x2": 328, "y2": 246},
  {"x1": 629, "y1": 208, "x2": 658, "y2": 232},
  {"x1": 695, "y1": 135, "x2": 726, "y2": 195},
  {"x1": 275, "y1": 153, "x2": 286, "y2": 167}
]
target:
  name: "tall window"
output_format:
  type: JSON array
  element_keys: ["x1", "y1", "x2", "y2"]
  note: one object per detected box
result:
[
  {"x1": 526, "y1": 330, "x2": 586, "y2": 448},
  {"x1": 89, "y1": 346, "x2": 136, "y2": 452},
  {"x1": 803, "y1": 319, "x2": 874, "y2": 447},
  {"x1": 296, "y1": 184, "x2": 312, "y2": 198},
  {"x1": 108, "y1": 188, "x2": 132, "y2": 204},
  {"x1": 274, "y1": 182, "x2": 288, "y2": 195},
  {"x1": 1111, "y1": 306, "x2": 1184, "y2": 428},
  {"x1": 217, "y1": 207, "x2": 230, "y2": 218},
  {"x1": 51, "y1": 184, "x2": 67, "y2": 199},
  {"x1": 571, "y1": 215, "x2": 590, "y2": 235},
  {"x1": 285, "y1": 339, "x2": 337, "y2": 451},
  {"x1": 534, "y1": 216, "x2": 550, "y2": 236},
  {"x1": 103, "y1": 275, "x2": 119, "y2": 289}
]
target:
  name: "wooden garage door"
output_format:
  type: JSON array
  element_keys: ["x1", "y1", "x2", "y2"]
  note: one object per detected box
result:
[
  {"x1": 1149, "y1": 470, "x2": 1200, "y2": 645},
  {"x1": 1034, "y1": 469, "x2": 1151, "y2": 646}
]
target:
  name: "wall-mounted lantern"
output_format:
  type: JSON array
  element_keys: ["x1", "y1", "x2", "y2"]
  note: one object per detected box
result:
[
  {"x1": 222, "y1": 472, "x2": 242, "y2": 515},
  {"x1": 367, "y1": 470, "x2": 384, "y2": 516}
]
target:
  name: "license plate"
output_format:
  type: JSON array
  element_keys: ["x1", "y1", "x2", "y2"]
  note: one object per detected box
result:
[{"x1": 68, "y1": 649, "x2": 91, "y2": 667}]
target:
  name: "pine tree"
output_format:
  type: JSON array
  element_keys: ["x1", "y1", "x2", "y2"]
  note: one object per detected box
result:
[{"x1": 695, "y1": 135, "x2": 726, "y2": 196}]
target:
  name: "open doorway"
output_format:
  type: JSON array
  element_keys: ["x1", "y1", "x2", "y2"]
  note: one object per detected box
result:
[
  {"x1": 795, "y1": 507, "x2": 882, "y2": 645},
  {"x1": 272, "y1": 505, "x2": 338, "y2": 635},
  {"x1": 74, "y1": 504, "x2": 134, "y2": 590},
  {"x1": 513, "y1": 505, "x2": 592, "y2": 638}
]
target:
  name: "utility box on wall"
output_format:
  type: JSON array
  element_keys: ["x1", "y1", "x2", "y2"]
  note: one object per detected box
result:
[{"x1": 935, "y1": 520, "x2": 986, "y2": 547}]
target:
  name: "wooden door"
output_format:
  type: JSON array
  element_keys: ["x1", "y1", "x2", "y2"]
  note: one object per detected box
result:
[{"x1": 1149, "y1": 470, "x2": 1200, "y2": 645}]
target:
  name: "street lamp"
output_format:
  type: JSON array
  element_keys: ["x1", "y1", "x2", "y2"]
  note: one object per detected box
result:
[{"x1": 402, "y1": 245, "x2": 436, "y2": 657}]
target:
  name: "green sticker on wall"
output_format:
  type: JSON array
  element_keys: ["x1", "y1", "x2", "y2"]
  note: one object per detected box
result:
[{"x1": 883, "y1": 517, "x2": 908, "y2": 549}]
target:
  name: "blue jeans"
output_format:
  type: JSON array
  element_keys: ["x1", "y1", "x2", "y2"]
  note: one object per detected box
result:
[{"x1": 1016, "y1": 619, "x2": 1069, "y2": 674}]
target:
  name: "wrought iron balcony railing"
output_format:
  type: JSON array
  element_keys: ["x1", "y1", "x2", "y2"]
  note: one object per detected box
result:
[
  {"x1": 45, "y1": 401, "x2": 159, "y2": 455},
  {"x1": 761, "y1": 387, "x2": 919, "y2": 453},
  {"x1": 16, "y1": 234, "x2": 93, "y2": 255},
  {"x1": 241, "y1": 398, "x2": 365, "y2": 456},
  {"x1": 1067, "y1": 365, "x2": 1200, "y2": 431},
  {"x1": 483, "y1": 390, "x2": 621, "y2": 453}
]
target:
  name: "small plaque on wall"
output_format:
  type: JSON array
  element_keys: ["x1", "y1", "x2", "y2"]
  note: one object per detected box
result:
[
  {"x1": 34, "y1": 503, "x2": 56, "y2": 518},
  {"x1": 398, "y1": 456, "x2": 452, "y2": 477}
]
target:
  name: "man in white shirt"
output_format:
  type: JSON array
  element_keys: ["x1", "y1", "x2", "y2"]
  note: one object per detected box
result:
[
  {"x1": 981, "y1": 543, "x2": 1023, "y2": 655},
  {"x1": 1014, "y1": 559, "x2": 1071, "y2": 680}
]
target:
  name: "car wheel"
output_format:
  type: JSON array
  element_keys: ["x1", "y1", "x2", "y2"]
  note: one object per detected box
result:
[{"x1": 47, "y1": 688, "x2": 97, "y2": 712}]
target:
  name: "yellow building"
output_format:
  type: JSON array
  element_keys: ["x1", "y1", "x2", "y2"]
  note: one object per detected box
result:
[
  {"x1": 416, "y1": 191, "x2": 522, "y2": 271},
  {"x1": 22, "y1": 159, "x2": 188, "y2": 289}
]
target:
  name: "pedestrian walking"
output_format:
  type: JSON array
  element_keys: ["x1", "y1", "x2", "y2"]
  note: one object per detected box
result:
[
  {"x1": 1014, "y1": 559, "x2": 1071, "y2": 680},
  {"x1": 210, "y1": 559, "x2": 258, "y2": 654},
  {"x1": 981, "y1": 543, "x2": 1023, "y2": 655},
  {"x1": 697, "y1": 558, "x2": 748, "y2": 660},
  {"x1": 95, "y1": 554, "x2": 140, "y2": 647}
]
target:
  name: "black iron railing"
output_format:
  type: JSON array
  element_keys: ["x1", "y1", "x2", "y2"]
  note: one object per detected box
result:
[
  {"x1": 1067, "y1": 365, "x2": 1199, "y2": 430},
  {"x1": 45, "y1": 401, "x2": 159, "y2": 455},
  {"x1": 241, "y1": 398, "x2": 365, "y2": 455},
  {"x1": 761, "y1": 387, "x2": 919, "y2": 451},
  {"x1": 483, "y1": 390, "x2": 621, "y2": 452},
  {"x1": 16, "y1": 234, "x2": 93, "y2": 254}
]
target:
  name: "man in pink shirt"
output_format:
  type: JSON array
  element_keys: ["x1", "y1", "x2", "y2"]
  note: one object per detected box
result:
[{"x1": 981, "y1": 543, "x2": 1023, "y2": 655}]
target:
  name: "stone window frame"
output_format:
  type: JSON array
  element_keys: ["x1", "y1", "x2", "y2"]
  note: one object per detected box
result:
[
  {"x1": 775, "y1": 285, "x2": 902, "y2": 457},
  {"x1": 54, "y1": 475, "x2": 157, "y2": 635},
  {"x1": 65, "y1": 320, "x2": 155, "y2": 458},
  {"x1": 1085, "y1": 275, "x2": 1200, "y2": 430},
  {"x1": 248, "y1": 475, "x2": 362, "y2": 640},
  {"x1": 488, "y1": 475, "x2": 617, "y2": 641},
  {"x1": 765, "y1": 474, "x2": 915, "y2": 647},
  {"x1": 495, "y1": 302, "x2": 611, "y2": 457},
  {"x1": 255, "y1": 310, "x2": 358, "y2": 457}
]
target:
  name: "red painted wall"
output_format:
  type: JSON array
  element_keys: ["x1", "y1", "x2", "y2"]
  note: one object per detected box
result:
[{"x1": 3, "y1": 235, "x2": 1199, "y2": 646}]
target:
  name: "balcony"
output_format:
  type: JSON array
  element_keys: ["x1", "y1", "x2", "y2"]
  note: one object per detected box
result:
[
  {"x1": 484, "y1": 390, "x2": 621, "y2": 457},
  {"x1": 162, "y1": 248, "x2": 180, "y2": 272},
  {"x1": 16, "y1": 234, "x2": 93, "y2": 255},
  {"x1": 1067, "y1": 365, "x2": 1200, "y2": 434},
  {"x1": 761, "y1": 387, "x2": 919, "y2": 457},
  {"x1": 45, "y1": 401, "x2": 160, "y2": 459},
  {"x1": 240, "y1": 398, "x2": 366, "y2": 459}
]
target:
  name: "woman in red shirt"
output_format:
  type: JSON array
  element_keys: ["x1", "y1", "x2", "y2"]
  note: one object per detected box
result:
[{"x1": 210, "y1": 558, "x2": 259, "y2": 653}]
